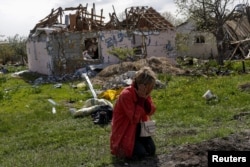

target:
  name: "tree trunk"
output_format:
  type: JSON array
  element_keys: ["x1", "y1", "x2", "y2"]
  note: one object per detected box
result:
[
  {"x1": 216, "y1": 42, "x2": 225, "y2": 65},
  {"x1": 215, "y1": 27, "x2": 226, "y2": 65}
]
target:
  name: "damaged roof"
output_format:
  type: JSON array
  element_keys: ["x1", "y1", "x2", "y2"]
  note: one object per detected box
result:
[
  {"x1": 224, "y1": 7, "x2": 250, "y2": 42},
  {"x1": 122, "y1": 6, "x2": 174, "y2": 30},
  {"x1": 224, "y1": 6, "x2": 250, "y2": 59},
  {"x1": 30, "y1": 3, "x2": 105, "y2": 34},
  {"x1": 29, "y1": 3, "x2": 174, "y2": 36}
]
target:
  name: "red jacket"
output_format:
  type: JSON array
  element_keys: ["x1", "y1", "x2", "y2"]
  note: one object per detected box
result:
[{"x1": 110, "y1": 84, "x2": 156, "y2": 158}]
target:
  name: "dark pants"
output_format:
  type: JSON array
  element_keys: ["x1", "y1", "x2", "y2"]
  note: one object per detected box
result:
[{"x1": 132, "y1": 123, "x2": 156, "y2": 159}]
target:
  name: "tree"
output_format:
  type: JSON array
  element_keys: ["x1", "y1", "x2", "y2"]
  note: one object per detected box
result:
[
  {"x1": 108, "y1": 47, "x2": 135, "y2": 62},
  {"x1": 107, "y1": 47, "x2": 135, "y2": 70},
  {"x1": 0, "y1": 43, "x2": 15, "y2": 65},
  {"x1": 161, "y1": 11, "x2": 184, "y2": 26},
  {"x1": 7, "y1": 34, "x2": 27, "y2": 65},
  {"x1": 117, "y1": 11, "x2": 126, "y2": 21},
  {"x1": 174, "y1": 0, "x2": 248, "y2": 65}
]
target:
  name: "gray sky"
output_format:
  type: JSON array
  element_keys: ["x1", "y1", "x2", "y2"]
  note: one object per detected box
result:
[{"x1": 0, "y1": 0, "x2": 178, "y2": 38}]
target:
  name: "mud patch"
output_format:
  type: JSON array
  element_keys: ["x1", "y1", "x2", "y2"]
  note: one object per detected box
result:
[{"x1": 113, "y1": 130, "x2": 250, "y2": 167}]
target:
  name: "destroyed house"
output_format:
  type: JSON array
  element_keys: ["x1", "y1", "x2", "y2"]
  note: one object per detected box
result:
[
  {"x1": 176, "y1": 19, "x2": 218, "y2": 59},
  {"x1": 26, "y1": 4, "x2": 175, "y2": 75},
  {"x1": 176, "y1": 5, "x2": 250, "y2": 60}
]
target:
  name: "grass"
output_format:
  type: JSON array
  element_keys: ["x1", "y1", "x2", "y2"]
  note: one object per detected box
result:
[{"x1": 0, "y1": 63, "x2": 250, "y2": 166}]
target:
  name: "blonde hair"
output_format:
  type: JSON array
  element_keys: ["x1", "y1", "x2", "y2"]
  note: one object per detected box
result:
[{"x1": 134, "y1": 67, "x2": 156, "y2": 85}]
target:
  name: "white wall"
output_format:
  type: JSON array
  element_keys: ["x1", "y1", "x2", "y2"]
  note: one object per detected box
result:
[
  {"x1": 27, "y1": 41, "x2": 52, "y2": 75},
  {"x1": 99, "y1": 30, "x2": 128, "y2": 64},
  {"x1": 177, "y1": 20, "x2": 218, "y2": 59},
  {"x1": 99, "y1": 30, "x2": 176, "y2": 64},
  {"x1": 146, "y1": 31, "x2": 176, "y2": 58}
]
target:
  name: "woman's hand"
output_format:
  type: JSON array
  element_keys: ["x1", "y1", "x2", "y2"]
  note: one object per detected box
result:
[
  {"x1": 136, "y1": 84, "x2": 148, "y2": 98},
  {"x1": 136, "y1": 83, "x2": 155, "y2": 98}
]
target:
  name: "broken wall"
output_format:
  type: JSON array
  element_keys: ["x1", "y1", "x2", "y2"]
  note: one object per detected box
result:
[
  {"x1": 100, "y1": 29, "x2": 176, "y2": 63},
  {"x1": 27, "y1": 29, "x2": 176, "y2": 75},
  {"x1": 27, "y1": 31, "x2": 101, "y2": 75},
  {"x1": 99, "y1": 30, "x2": 128, "y2": 64}
]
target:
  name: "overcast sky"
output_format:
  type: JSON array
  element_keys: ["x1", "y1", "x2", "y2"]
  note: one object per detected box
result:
[{"x1": 0, "y1": 0, "x2": 178, "y2": 38}]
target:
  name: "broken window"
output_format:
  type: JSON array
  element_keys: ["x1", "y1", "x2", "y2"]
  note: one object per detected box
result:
[
  {"x1": 195, "y1": 35, "x2": 205, "y2": 43},
  {"x1": 133, "y1": 46, "x2": 142, "y2": 54},
  {"x1": 83, "y1": 38, "x2": 99, "y2": 59},
  {"x1": 132, "y1": 34, "x2": 143, "y2": 55}
]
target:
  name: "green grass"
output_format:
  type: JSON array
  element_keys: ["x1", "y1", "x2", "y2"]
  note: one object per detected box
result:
[{"x1": 0, "y1": 65, "x2": 250, "y2": 166}]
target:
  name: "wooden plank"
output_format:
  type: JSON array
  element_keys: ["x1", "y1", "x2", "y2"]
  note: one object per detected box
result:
[
  {"x1": 229, "y1": 42, "x2": 240, "y2": 60},
  {"x1": 230, "y1": 38, "x2": 250, "y2": 44}
]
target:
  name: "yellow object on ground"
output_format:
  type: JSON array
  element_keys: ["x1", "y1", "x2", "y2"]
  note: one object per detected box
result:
[{"x1": 99, "y1": 87, "x2": 124, "y2": 100}]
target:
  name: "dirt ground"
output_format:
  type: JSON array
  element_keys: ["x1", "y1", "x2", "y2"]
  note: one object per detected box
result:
[
  {"x1": 92, "y1": 57, "x2": 250, "y2": 167},
  {"x1": 111, "y1": 130, "x2": 250, "y2": 167}
]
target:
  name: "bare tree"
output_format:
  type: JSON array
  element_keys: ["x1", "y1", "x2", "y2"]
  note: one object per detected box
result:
[
  {"x1": 174, "y1": 0, "x2": 248, "y2": 65},
  {"x1": 161, "y1": 11, "x2": 184, "y2": 26},
  {"x1": 117, "y1": 11, "x2": 126, "y2": 21}
]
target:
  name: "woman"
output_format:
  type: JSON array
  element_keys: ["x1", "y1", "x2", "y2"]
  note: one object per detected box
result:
[{"x1": 110, "y1": 67, "x2": 157, "y2": 159}]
